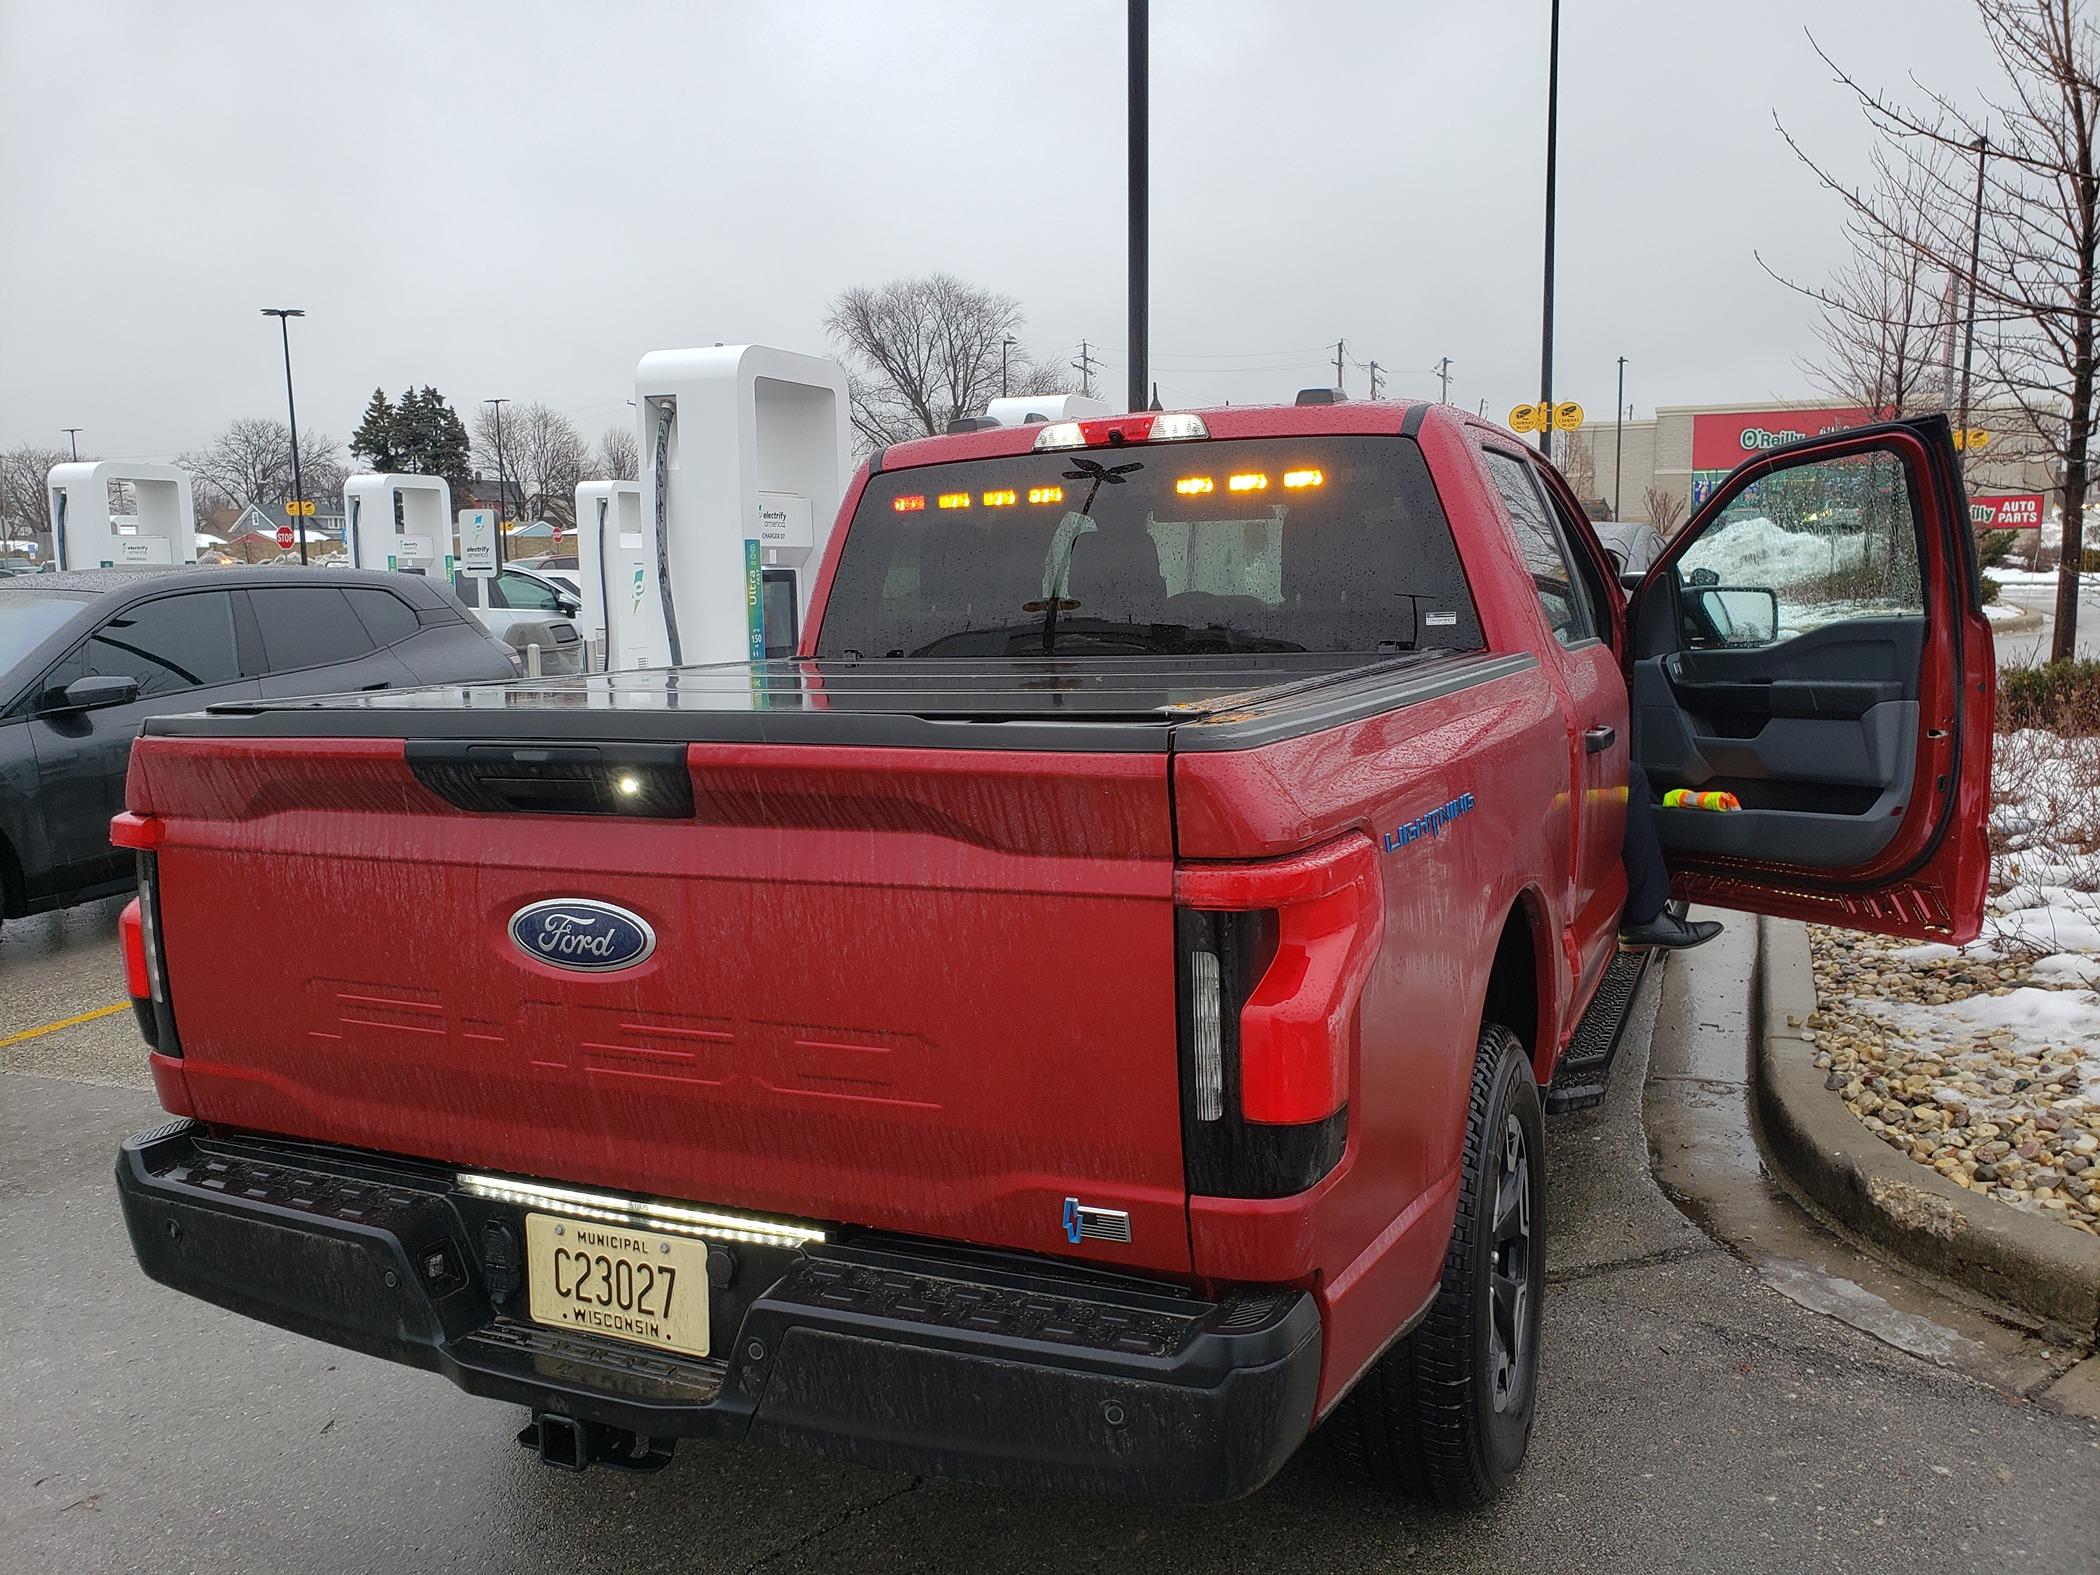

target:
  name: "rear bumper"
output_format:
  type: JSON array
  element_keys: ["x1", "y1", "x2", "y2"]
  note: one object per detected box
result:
[{"x1": 116, "y1": 1121, "x2": 1321, "y2": 1502}]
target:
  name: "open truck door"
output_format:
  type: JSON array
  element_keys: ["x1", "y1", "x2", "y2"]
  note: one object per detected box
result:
[{"x1": 1625, "y1": 415, "x2": 1994, "y2": 943}]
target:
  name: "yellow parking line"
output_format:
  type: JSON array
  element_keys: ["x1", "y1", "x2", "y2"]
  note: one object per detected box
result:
[{"x1": 0, "y1": 1002, "x2": 130, "y2": 1049}]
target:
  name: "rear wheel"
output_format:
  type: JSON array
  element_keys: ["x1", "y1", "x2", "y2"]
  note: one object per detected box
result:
[{"x1": 1335, "y1": 1022, "x2": 1545, "y2": 1507}]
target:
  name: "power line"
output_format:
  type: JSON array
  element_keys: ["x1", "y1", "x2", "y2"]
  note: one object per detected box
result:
[{"x1": 1071, "y1": 340, "x2": 1097, "y2": 399}]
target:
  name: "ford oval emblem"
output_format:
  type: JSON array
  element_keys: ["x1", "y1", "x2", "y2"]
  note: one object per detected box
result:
[{"x1": 508, "y1": 899, "x2": 657, "y2": 973}]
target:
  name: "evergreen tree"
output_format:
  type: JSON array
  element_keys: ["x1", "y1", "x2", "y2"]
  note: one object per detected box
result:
[
  {"x1": 415, "y1": 386, "x2": 473, "y2": 495},
  {"x1": 349, "y1": 388, "x2": 400, "y2": 471}
]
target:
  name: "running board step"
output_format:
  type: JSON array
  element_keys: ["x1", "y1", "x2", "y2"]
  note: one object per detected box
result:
[{"x1": 1544, "y1": 946, "x2": 1656, "y2": 1114}]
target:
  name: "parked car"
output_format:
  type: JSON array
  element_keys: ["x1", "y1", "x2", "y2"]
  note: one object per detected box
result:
[
  {"x1": 1592, "y1": 520, "x2": 1669, "y2": 587},
  {"x1": 506, "y1": 554, "x2": 582, "y2": 598},
  {"x1": 0, "y1": 565, "x2": 519, "y2": 925},
  {"x1": 114, "y1": 405, "x2": 1991, "y2": 1506},
  {"x1": 450, "y1": 567, "x2": 587, "y2": 672}
]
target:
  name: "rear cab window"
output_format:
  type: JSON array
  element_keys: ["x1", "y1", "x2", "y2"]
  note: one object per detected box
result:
[{"x1": 815, "y1": 435, "x2": 1482, "y2": 659}]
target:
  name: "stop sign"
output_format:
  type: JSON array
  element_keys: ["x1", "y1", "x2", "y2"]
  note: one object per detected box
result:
[{"x1": 275, "y1": 525, "x2": 295, "y2": 550}]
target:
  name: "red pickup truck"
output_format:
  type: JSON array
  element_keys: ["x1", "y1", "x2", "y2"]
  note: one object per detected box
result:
[{"x1": 113, "y1": 401, "x2": 1992, "y2": 1506}]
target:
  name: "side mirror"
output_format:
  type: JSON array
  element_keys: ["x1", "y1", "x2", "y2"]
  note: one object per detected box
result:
[
  {"x1": 1620, "y1": 571, "x2": 1646, "y2": 594},
  {"x1": 556, "y1": 596, "x2": 581, "y2": 619},
  {"x1": 1691, "y1": 586, "x2": 1779, "y2": 647},
  {"x1": 48, "y1": 674, "x2": 141, "y2": 713}
]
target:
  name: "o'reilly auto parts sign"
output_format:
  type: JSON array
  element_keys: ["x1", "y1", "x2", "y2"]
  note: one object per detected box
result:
[
  {"x1": 1690, "y1": 406, "x2": 1874, "y2": 471},
  {"x1": 1970, "y1": 492, "x2": 2044, "y2": 530}
]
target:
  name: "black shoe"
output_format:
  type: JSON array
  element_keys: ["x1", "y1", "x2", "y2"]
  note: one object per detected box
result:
[{"x1": 1619, "y1": 910, "x2": 1723, "y2": 950}]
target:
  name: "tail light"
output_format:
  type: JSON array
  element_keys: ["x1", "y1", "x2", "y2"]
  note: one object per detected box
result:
[
  {"x1": 112, "y1": 812, "x2": 179, "y2": 1055},
  {"x1": 1175, "y1": 834, "x2": 1384, "y2": 1198}
]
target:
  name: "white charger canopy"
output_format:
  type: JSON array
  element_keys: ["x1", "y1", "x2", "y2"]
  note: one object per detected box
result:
[
  {"x1": 631, "y1": 344, "x2": 850, "y2": 668},
  {"x1": 343, "y1": 474, "x2": 454, "y2": 576},
  {"x1": 47, "y1": 461, "x2": 197, "y2": 570},
  {"x1": 983, "y1": 394, "x2": 1113, "y2": 426}
]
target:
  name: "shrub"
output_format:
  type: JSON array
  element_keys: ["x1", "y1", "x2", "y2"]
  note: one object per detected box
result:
[
  {"x1": 1998, "y1": 659, "x2": 2100, "y2": 734},
  {"x1": 1976, "y1": 528, "x2": 2019, "y2": 569}
]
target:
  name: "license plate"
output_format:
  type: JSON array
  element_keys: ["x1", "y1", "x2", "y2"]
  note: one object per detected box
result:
[{"x1": 524, "y1": 1212, "x2": 711, "y2": 1358}]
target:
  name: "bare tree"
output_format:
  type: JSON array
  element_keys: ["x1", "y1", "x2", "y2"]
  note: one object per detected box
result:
[
  {"x1": 825, "y1": 272, "x2": 1073, "y2": 448},
  {"x1": 1769, "y1": 151, "x2": 1961, "y2": 419},
  {"x1": 0, "y1": 444, "x2": 71, "y2": 553},
  {"x1": 473, "y1": 401, "x2": 589, "y2": 530},
  {"x1": 1645, "y1": 486, "x2": 1687, "y2": 535},
  {"x1": 181, "y1": 419, "x2": 346, "y2": 520},
  {"x1": 594, "y1": 424, "x2": 639, "y2": 481},
  {"x1": 1776, "y1": 0, "x2": 2100, "y2": 659}
]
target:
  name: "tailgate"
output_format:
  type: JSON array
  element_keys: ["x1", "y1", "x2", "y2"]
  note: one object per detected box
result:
[{"x1": 128, "y1": 735, "x2": 1191, "y2": 1275}]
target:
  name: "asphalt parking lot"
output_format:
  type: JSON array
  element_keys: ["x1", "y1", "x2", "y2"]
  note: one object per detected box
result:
[{"x1": 2, "y1": 903, "x2": 2095, "y2": 1575}]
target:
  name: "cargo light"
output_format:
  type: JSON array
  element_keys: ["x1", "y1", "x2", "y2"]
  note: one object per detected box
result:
[
  {"x1": 1227, "y1": 473, "x2": 1269, "y2": 493},
  {"x1": 936, "y1": 492, "x2": 971, "y2": 509},
  {"x1": 1283, "y1": 469, "x2": 1324, "y2": 489},
  {"x1": 1027, "y1": 485, "x2": 1065, "y2": 505},
  {"x1": 1175, "y1": 477, "x2": 1214, "y2": 496},
  {"x1": 982, "y1": 489, "x2": 1017, "y2": 506},
  {"x1": 893, "y1": 495, "x2": 925, "y2": 512},
  {"x1": 1032, "y1": 410, "x2": 1209, "y2": 451},
  {"x1": 457, "y1": 1172, "x2": 828, "y2": 1251}
]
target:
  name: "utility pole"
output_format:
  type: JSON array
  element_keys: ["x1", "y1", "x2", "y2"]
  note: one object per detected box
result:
[
  {"x1": 484, "y1": 398, "x2": 511, "y2": 567},
  {"x1": 1072, "y1": 341, "x2": 1096, "y2": 399},
  {"x1": 1332, "y1": 339, "x2": 1346, "y2": 395},
  {"x1": 61, "y1": 428, "x2": 82, "y2": 461},
  {"x1": 1614, "y1": 355, "x2": 1627, "y2": 521},
  {"x1": 1538, "y1": 0, "x2": 1561, "y2": 455},
  {"x1": 1957, "y1": 133, "x2": 1990, "y2": 451},
  {"x1": 1001, "y1": 335, "x2": 1015, "y2": 399},
  {"x1": 1367, "y1": 361, "x2": 1385, "y2": 400},
  {"x1": 1127, "y1": 0, "x2": 1149, "y2": 414},
  {"x1": 1436, "y1": 357, "x2": 1452, "y2": 404},
  {"x1": 260, "y1": 308, "x2": 309, "y2": 565}
]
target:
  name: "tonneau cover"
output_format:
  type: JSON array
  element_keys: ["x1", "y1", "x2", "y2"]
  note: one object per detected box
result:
[{"x1": 141, "y1": 651, "x2": 1532, "y2": 752}]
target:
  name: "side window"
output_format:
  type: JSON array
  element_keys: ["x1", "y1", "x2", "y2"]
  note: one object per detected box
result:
[
  {"x1": 74, "y1": 592, "x2": 240, "y2": 699},
  {"x1": 1529, "y1": 465, "x2": 1611, "y2": 636},
  {"x1": 496, "y1": 572, "x2": 561, "y2": 613},
  {"x1": 1482, "y1": 450, "x2": 1597, "y2": 644},
  {"x1": 345, "y1": 587, "x2": 419, "y2": 646},
  {"x1": 1676, "y1": 448, "x2": 1921, "y2": 648},
  {"x1": 248, "y1": 587, "x2": 379, "y2": 671}
]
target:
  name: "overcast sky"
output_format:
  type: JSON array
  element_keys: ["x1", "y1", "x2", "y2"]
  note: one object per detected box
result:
[{"x1": 1, "y1": 0, "x2": 1999, "y2": 461}]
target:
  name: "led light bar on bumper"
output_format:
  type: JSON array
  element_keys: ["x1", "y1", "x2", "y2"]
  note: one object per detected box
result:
[{"x1": 456, "y1": 1172, "x2": 827, "y2": 1251}]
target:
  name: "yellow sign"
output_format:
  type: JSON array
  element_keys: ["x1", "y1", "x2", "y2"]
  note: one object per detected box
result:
[
  {"x1": 283, "y1": 499, "x2": 315, "y2": 517},
  {"x1": 1952, "y1": 428, "x2": 1991, "y2": 451},
  {"x1": 1509, "y1": 401, "x2": 1585, "y2": 433}
]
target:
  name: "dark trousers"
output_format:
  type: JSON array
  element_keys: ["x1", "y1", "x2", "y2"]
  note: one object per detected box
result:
[{"x1": 1622, "y1": 761, "x2": 1670, "y2": 924}]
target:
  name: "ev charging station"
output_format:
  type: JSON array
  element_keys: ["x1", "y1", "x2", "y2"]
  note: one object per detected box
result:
[
  {"x1": 574, "y1": 479, "x2": 649, "y2": 671},
  {"x1": 343, "y1": 474, "x2": 454, "y2": 576},
  {"x1": 46, "y1": 461, "x2": 197, "y2": 570},
  {"x1": 631, "y1": 344, "x2": 850, "y2": 668}
]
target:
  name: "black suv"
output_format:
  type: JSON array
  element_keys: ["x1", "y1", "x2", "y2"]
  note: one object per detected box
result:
[{"x1": 0, "y1": 566, "x2": 519, "y2": 924}]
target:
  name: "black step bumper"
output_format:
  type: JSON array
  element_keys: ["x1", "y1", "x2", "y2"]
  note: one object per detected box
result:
[{"x1": 115, "y1": 1121, "x2": 1321, "y2": 1502}]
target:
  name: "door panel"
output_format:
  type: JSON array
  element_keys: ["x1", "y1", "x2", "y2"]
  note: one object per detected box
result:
[{"x1": 1628, "y1": 418, "x2": 1992, "y2": 943}]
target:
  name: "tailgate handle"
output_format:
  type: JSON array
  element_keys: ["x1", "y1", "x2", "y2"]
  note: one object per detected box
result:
[{"x1": 404, "y1": 741, "x2": 694, "y2": 817}]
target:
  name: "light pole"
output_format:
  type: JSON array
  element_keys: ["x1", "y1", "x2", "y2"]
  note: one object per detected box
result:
[
  {"x1": 61, "y1": 428, "x2": 82, "y2": 461},
  {"x1": 1614, "y1": 356, "x2": 1627, "y2": 521},
  {"x1": 1002, "y1": 335, "x2": 1015, "y2": 399},
  {"x1": 1127, "y1": 0, "x2": 1149, "y2": 414},
  {"x1": 1537, "y1": 0, "x2": 1561, "y2": 456},
  {"x1": 484, "y1": 398, "x2": 511, "y2": 566},
  {"x1": 1957, "y1": 134, "x2": 1990, "y2": 449},
  {"x1": 260, "y1": 308, "x2": 309, "y2": 565}
]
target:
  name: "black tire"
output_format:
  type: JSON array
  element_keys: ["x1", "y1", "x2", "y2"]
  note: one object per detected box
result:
[{"x1": 1334, "y1": 1021, "x2": 1546, "y2": 1507}]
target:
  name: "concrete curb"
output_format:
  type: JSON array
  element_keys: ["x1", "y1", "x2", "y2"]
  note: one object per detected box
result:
[
  {"x1": 1751, "y1": 914, "x2": 2100, "y2": 1346},
  {"x1": 1984, "y1": 603, "x2": 2045, "y2": 635}
]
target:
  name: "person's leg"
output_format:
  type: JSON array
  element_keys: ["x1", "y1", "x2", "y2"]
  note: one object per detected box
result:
[{"x1": 1618, "y1": 760, "x2": 1723, "y2": 950}]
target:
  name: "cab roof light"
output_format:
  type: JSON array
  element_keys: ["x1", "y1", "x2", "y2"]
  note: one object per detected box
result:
[
  {"x1": 1227, "y1": 472, "x2": 1270, "y2": 492},
  {"x1": 1175, "y1": 476, "x2": 1214, "y2": 495},
  {"x1": 1282, "y1": 469, "x2": 1324, "y2": 489},
  {"x1": 893, "y1": 494, "x2": 926, "y2": 512},
  {"x1": 1032, "y1": 411, "x2": 1209, "y2": 451},
  {"x1": 1027, "y1": 485, "x2": 1065, "y2": 504},
  {"x1": 982, "y1": 489, "x2": 1017, "y2": 506},
  {"x1": 936, "y1": 492, "x2": 972, "y2": 509}
]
